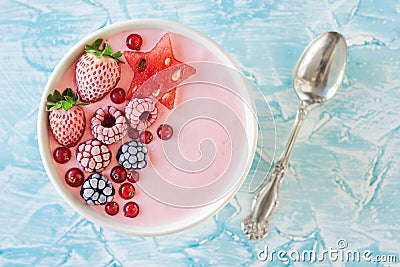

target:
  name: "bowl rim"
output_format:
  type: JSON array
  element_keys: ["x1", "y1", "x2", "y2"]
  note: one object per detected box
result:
[{"x1": 37, "y1": 19, "x2": 258, "y2": 236}]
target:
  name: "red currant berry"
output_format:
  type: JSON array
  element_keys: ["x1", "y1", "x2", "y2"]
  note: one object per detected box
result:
[
  {"x1": 110, "y1": 87, "x2": 126, "y2": 104},
  {"x1": 126, "y1": 34, "x2": 143, "y2": 50},
  {"x1": 105, "y1": 201, "x2": 119, "y2": 216},
  {"x1": 123, "y1": 202, "x2": 139, "y2": 218},
  {"x1": 110, "y1": 166, "x2": 127, "y2": 183},
  {"x1": 127, "y1": 170, "x2": 139, "y2": 183},
  {"x1": 140, "y1": 131, "x2": 153, "y2": 144},
  {"x1": 119, "y1": 183, "x2": 135, "y2": 199},
  {"x1": 128, "y1": 127, "x2": 139, "y2": 140},
  {"x1": 65, "y1": 168, "x2": 84, "y2": 187},
  {"x1": 53, "y1": 147, "x2": 71, "y2": 164},
  {"x1": 156, "y1": 124, "x2": 173, "y2": 140}
]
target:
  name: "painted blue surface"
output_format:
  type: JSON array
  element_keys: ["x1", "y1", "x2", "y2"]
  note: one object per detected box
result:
[{"x1": 1, "y1": 0, "x2": 399, "y2": 266}]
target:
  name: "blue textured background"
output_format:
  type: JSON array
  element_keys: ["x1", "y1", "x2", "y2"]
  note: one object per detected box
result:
[{"x1": 1, "y1": 0, "x2": 399, "y2": 266}]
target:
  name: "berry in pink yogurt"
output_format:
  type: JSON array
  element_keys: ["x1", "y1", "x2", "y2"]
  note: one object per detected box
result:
[
  {"x1": 125, "y1": 97, "x2": 158, "y2": 131},
  {"x1": 117, "y1": 140, "x2": 148, "y2": 170},
  {"x1": 76, "y1": 139, "x2": 111, "y2": 173},
  {"x1": 65, "y1": 168, "x2": 84, "y2": 187},
  {"x1": 127, "y1": 127, "x2": 139, "y2": 140},
  {"x1": 105, "y1": 201, "x2": 119, "y2": 216},
  {"x1": 76, "y1": 39, "x2": 122, "y2": 103},
  {"x1": 53, "y1": 147, "x2": 72, "y2": 164},
  {"x1": 139, "y1": 130, "x2": 153, "y2": 144},
  {"x1": 80, "y1": 173, "x2": 115, "y2": 205},
  {"x1": 110, "y1": 166, "x2": 127, "y2": 183},
  {"x1": 127, "y1": 170, "x2": 139, "y2": 183},
  {"x1": 123, "y1": 201, "x2": 139, "y2": 218},
  {"x1": 91, "y1": 106, "x2": 127, "y2": 145},
  {"x1": 47, "y1": 88, "x2": 87, "y2": 148},
  {"x1": 110, "y1": 87, "x2": 126, "y2": 104},
  {"x1": 156, "y1": 124, "x2": 173, "y2": 140},
  {"x1": 126, "y1": 33, "x2": 143, "y2": 50},
  {"x1": 119, "y1": 183, "x2": 135, "y2": 200}
]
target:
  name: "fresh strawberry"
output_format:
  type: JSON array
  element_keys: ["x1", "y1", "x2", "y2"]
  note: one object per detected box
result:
[
  {"x1": 124, "y1": 33, "x2": 196, "y2": 109},
  {"x1": 76, "y1": 39, "x2": 122, "y2": 103},
  {"x1": 46, "y1": 88, "x2": 87, "y2": 148}
]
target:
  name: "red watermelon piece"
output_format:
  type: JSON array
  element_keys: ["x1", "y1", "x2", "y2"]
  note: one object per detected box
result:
[
  {"x1": 159, "y1": 88, "x2": 176, "y2": 110},
  {"x1": 124, "y1": 33, "x2": 196, "y2": 109}
]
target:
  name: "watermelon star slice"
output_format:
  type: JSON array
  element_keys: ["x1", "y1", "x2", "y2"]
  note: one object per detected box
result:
[{"x1": 124, "y1": 33, "x2": 196, "y2": 109}]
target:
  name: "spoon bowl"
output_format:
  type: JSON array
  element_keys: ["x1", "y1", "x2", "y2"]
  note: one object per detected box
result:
[{"x1": 293, "y1": 32, "x2": 347, "y2": 105}]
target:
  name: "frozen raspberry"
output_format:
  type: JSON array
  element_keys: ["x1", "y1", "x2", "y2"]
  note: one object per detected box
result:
[
  {"x1": 117, "y1": 140, "x2": 148, "y2": 170},
  {"x1": 76, "y1": 139, "x2": 111, "y2": 173},
  {"x1": 80, "y1": 173, "x2": 115, "y2": 205},
  {"x1": 125, "y1": 98, "x2": 158, "y2": 131},
  {"x1": 91, "y1": 106, "x2": 127, "y2": 145}
]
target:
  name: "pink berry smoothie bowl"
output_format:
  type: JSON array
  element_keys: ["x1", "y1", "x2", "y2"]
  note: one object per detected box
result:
[{"x1": 37, "y1": 19, "x2": 258, "y2": 236}]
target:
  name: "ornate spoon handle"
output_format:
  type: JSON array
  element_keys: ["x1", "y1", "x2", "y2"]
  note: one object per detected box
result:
[{"x1": 242, "y1": 103, "x2": 309, "y2": 240}]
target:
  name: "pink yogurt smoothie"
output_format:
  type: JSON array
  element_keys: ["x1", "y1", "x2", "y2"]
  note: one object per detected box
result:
[{"x1": 49, "y1": 29, "x2": 248, "y2": 226}]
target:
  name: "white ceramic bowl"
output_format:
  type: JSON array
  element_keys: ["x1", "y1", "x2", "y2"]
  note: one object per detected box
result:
[{"x1": 37, "y1": 19, "x2": 257, "y2": 236}]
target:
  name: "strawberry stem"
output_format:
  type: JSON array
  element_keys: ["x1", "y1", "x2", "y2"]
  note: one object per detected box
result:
[
  {"x1": 85, "y1": 38, "x2": 123, "y2": 63},
  {"x1": 46, "y1": 88, "x2": 88, "y2": 111}
]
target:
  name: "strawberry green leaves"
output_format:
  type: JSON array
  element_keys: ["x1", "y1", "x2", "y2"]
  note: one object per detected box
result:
[
  {"x1": 85, "y1": 38, "x2": 123, "y2": 63},
  {"x1": 46, "y1": 88, "x2": 87, "y2": 112},
  {"x1": 85, "y1": 38, "x2": 103, "y2": 53}
]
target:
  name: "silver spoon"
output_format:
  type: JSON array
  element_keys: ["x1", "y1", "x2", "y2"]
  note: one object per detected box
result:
[{"x1": 241, "y1": 32, "x2": 348, "y2": 240}]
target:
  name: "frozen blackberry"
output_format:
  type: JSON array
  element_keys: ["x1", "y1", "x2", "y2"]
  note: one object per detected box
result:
[
  {"x1": 117, "y1": 140, "x2": 148, "y2": 170},
  {"x1": 80, "y1": 173, "x2": 115, "y2": 205}
]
